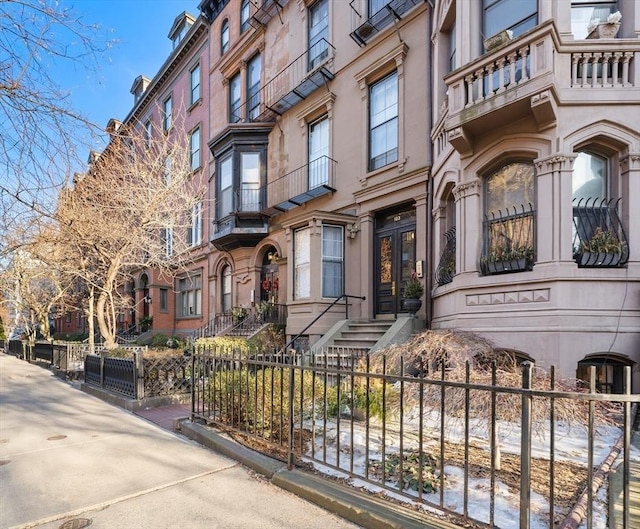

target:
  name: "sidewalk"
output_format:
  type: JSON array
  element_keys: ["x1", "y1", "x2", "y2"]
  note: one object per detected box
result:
[{"x1": 0, "y1": 353, "x2": 364, "y2": 529}]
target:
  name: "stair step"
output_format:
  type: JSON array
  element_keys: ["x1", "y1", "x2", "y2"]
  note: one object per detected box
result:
[
  {"x1": 333, "y1": 338, "x2": 378, "y2": 348},
  {"x1": 340, "y1": 330, "x2": 387, "y2": 339}
]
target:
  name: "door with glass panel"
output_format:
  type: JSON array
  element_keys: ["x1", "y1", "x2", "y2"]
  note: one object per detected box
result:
[
  {"x1": 308, "y1": 116, "x2": 328, "y2": 189},
  {"x1": 375, "y1": 209, "x2": 417, "y2": 315}
]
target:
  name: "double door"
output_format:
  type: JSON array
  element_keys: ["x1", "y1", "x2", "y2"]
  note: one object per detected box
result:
[{"x1": 375, "y1": 209, "x2": 417, "y2": 315}]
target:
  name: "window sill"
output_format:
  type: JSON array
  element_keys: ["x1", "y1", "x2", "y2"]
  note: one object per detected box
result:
[
  {"x1": 361, "y1": 157, "x2": 406, "y2": 182},
  {"x1": 188, "y1": 99, "x2": 202, "y2": 113}
]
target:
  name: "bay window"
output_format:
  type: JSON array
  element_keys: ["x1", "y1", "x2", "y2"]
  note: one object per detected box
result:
[
  {"x1": 322, "y1": 225, "x2": 343, "y2": 298},
  {"x1": 294, "y1": 227, "x2": 311, "y2": 299}
]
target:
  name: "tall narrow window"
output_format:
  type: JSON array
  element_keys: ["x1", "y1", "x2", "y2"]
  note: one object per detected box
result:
[
  {"x1": 448, "y1": 23, "x2": 456, "y2": 72},
  {"x1": 221, "y1": 265, "x2": 232, "y2": 312},
  {"x1": 162, "y1": 96, "x2": 172, "y2": 131},
  {"x1": 164, "y1": 156, "x2": 172, "y2": 186},
  {"x1": 322, "y1": 225, "x2": 343, "y2": 298},
  {"x1": 178, "y1": 274, "x2": 202, "y2": 317},
  {"x1": 229, "y1": 73, "x2": 241, "y2": 123},
  {"x1": 309, "y1": 116, "x2": 329, "y2": 189},
  {"x1": 309, "y1": 0, "x2": 329, "y2": 71},
  {"x1": 190, "y1": 64, "x2": 201, "y2": 105},
  {"x1": 481, "y1": 161, "x2": 536, "y2": 274},
  {"x1": 240, "y1": 0, "x2": 250, "y2": 32},
  {"x1": 144, "y1": 120, "x2": 153, "y2": 148},
  {"x1": 159, "y1": 288, "x2": 168, "y2": 312},
  {"x1": 189, "y1": 201, "x2": 203, "y2": 246},
  {"x1": 221, "y1": 19, "x2": 230, "y2": 54},
  {"x1": 190, "y1": 126, "x2": 201, "y2": 171},
  {"x1": 164, "y1": 227, "x2": 174, "y2": 257},
  {"x1": 369, "y1": 72, "x2": 398, "y2": 171},
  {"x1": 294, "y1": 227, "x2": 311, "y2": 299},
  {"x1": 247, "y1": 54, "x2": 261, "y2": 120},
  {"x1": 219, "y1": 155, "x2": 233, "y2": 218},
  {"x1": 482, "y1": 0, "x2": 537, "y2": 40},
  {"x1": 240, "y1": 152, "x2": 260, "y2": 211}
]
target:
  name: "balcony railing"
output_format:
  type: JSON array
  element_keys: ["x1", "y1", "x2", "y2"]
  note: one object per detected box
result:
[
  {"x1": 250, "y1": 0, "x2": 289, "y2": 27},
  {"x1": 572, "y1": 197, "x2": 629, "y2": 268},
  {"x1": 480, "y1": 204, "x2": 535, "y2": 275},
  {"x1": 444, "y1": 20, "x2": 639, "y2": 153},
  {"x1": 435, "y1": 226, "x2": 456, "y2": 286},
  {"x1": 262, "y1": 155, "x2": 336, "y2": 216},
  {"x1": 350, "y1": 0, "x2": 425, "y2": 47},
  {"x1": 238, "y1": 38, "x2": 335, "y2": 123}
]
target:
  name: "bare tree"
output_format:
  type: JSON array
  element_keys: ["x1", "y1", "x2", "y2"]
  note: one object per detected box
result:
[
  {"x1": 54, "y1": 120, "x2": 203, "y2": 348},
  {"x1": 0, "y1": 0, "x2": 110, "y2": 255}
]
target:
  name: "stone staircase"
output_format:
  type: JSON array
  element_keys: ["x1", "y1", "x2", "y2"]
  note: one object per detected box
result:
[{"x1": 330, "y1": 320, "x2": 395, "y2": 352}]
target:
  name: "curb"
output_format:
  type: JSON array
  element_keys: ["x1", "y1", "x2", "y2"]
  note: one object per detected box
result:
[{"x1": 179, "y1": 420, "x2": 458, "y2": 529}]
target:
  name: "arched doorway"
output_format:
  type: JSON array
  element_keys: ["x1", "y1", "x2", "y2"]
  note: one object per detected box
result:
[{"x1": 260, "y1": 246, "x2": 280, "y2": 305}]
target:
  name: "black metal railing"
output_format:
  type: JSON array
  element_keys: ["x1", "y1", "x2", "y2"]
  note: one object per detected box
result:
[
  {"x1": 350, "y1": 0, "x2": 425, "y2": 47},
  {"x1": 232, "y1": 38, "x2": 334, "y2": 123},
  {"x1": 573, "y1": 197, "x2": 629, "y2": 268},
  {"x1": 435, "y1": 226, "x2": 456, "y2": 286},
  {"x1": 189, "y1": 349, "x2": 636, "y2": 529},
  {"x1": 262, "y1": 156, "x2": 336, "y2": 215},
  {"x1": 481, "y1": 203, "x2": 535, "y2": 275},
  {"x1": 193, "y1": 303, "x2": 288, "y2": 339}
]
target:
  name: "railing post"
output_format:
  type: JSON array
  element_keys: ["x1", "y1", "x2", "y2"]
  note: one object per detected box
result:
[
  {"x1": 287, "y1": 355, "x2": 295, "y2": 470},
  {"x1": 520, "y1": 361, "x2": 533, "y2": 529},
  {"x1": 99, "y1": 352, "x2": 105, "y2": 388},
  {"x1": 134, "y1": 351, "x2": 144, "y2": 400}
]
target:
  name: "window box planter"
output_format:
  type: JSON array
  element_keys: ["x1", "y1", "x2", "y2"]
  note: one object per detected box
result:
[
  {"x1": 482, "y1": 258, "x2": 532, "y2": 275},
  {"x1": 578, "y1": 252, "x2": 623, "y2": 267}
]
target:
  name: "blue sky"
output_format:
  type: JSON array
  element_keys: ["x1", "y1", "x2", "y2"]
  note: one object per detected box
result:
[{"x1": 65, "y1": 0, "x2": 198, "y2": 145}]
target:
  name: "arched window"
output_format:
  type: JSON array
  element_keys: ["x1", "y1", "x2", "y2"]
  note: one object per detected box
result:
[
  {"x1": 221, "y1": 264, "x2": 232, "y2": 313},
  {"x1": 577, "y1": 353, "x2": 635, "y2": 394},
  {"x1": 221, "y1": 19, "x2": 229, "y2": 54},
  {"x1": 481, "y1": 161, "x2": 536, "y2": 274},
  {"x1": 572, "y1": 150, "x2": 627, "y2": 267}
]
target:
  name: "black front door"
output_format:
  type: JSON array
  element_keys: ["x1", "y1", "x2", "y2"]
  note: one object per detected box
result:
[{"x1": 375, "y1": 208, "x2": 417, "y2": 315}]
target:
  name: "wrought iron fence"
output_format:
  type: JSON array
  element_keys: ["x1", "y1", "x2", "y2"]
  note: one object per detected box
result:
[{"x1": 190, "y1": 347, "x2": 637, "y2": 529}]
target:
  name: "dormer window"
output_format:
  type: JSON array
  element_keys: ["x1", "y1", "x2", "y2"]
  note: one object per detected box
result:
[{"x1": 168, "y1": 12, "x2": 195, "y2": 50}]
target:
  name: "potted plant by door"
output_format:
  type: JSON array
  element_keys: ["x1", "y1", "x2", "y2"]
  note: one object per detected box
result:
[{"x1": 403, "y1": 272, "x2": 424, "y2": 316}]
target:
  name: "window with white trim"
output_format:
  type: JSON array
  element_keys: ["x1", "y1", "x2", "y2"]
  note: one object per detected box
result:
[
  {"x1": 309, "y1": 116, "x2": 329, "y2": 188},
  {"x1": 144, "y1": 120, "x2": 152, "y2": 148},
  {"x1": 189, "y1": 201, "x2": 203, "y2": 247},
  {"x1": 164, "y1": 226, "x2": 174, "y2": 257},
  {"x1": 177, "y1": 274, "x2": 202, "y2": 317},
  {"x1": 369, "y1": 72, "x2": 398, "y2": 171},
  {"x1": 219, "y1": 155, "x2": 233, "y2": 218},
  {"x1": 322, "y1": 225, "x2": 343, "y2": 298},
  {"x1": 221, "y1": 264, "x2": 232, "y2": 312},
  {"x1": 309, "y1": 0, "x2": 329, "y2": 71},
  {"x1": 294, "y1": 227, "x2": 311, "y2": 299}
]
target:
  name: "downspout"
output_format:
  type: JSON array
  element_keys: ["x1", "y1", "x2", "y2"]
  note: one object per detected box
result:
[{"x1": 425, "y1": 0, "x2": 434, "y2": 330}]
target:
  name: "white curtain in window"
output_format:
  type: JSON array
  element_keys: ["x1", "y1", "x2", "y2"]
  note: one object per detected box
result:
[{"x1": 295, "y1": 228, "x2": 311, "y2": 299}]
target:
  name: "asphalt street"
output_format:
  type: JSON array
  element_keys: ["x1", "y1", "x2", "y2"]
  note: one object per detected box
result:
[{"x1": 0, "y1": 353, "x2": 361, "y2": 529}]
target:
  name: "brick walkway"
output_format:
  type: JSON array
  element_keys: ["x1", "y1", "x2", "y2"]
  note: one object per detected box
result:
[{"x1": 134, "y1": 403, "x2": 191, "y2": 431}]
